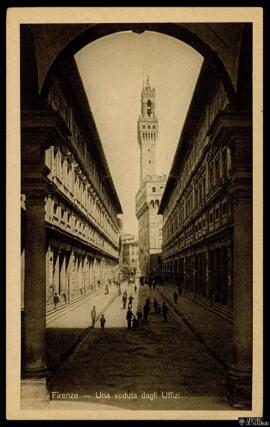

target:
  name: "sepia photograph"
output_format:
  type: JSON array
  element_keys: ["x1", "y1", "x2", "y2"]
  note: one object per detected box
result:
[{"x1": 6, "y1": 7, "x2": 263, "y2": 421}]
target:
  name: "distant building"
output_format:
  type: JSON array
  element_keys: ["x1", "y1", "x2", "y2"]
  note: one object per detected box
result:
[
  {"x1": 120, "y1": 234, "x2": 140, "y2": 276},
  {"x1": 135, "y1": 77, "x2": 166, "y2": 280}
]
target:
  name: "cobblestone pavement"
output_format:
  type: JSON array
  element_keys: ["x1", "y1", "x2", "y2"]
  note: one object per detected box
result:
[{"x1": 49, "y1": 281, "x2": 231, "y2": 410}]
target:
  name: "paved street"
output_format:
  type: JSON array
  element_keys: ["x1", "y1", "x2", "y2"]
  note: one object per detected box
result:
[
  {"x1": 50, "y1": 281, "x2": 230, "y2": 410},
  {"x1": 46, "y1": 285, "x2": 119, "y2": 371}
]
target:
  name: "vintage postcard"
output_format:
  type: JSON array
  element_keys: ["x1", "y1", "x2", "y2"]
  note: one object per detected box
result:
[{"x1": 6, "y1": 6, "x2": 263, "y2": 421}]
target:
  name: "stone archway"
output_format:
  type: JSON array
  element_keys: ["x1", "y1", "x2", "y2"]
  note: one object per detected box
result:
[
  {"x1": 20, "y1": 22, "x2": 253, "y2": 408},
  {"x1": 22, "y1": 22, "x2": 251, "y2": 109}
]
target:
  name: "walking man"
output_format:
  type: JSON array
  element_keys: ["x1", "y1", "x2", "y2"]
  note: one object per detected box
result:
[
  {"x1": 100, "y1": 314, "x2": 106, "y2": 334},
  {"x1": 162, "y1": 302, "x2": 168, "y2": 322},
  {"x1": 122, "y1": 293, "x2": 127, "y2": 309},
  {"x1": 173, "y1": 290, "x2": 178, "y2": 304},
  {"x1": 143, "y1": 302, "x2": 149, "y2": 323},
  {"x1": 53, "y1": 292, "x2": 60, "y2": 309},
  {"x1": 91, "y1": 305, "x2": 97, "y2": 328},
  {"x1": 126, "y1": 308, "x2": 134, "y2": 330},
  {"x1": 128, "y1": 294, "x2": 134, "y2": 308},
  {"x1": 137, "y1": 308, "x2": 143, "y2": 328}
]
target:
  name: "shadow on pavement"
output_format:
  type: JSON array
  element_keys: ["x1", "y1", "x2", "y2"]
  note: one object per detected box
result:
[{"x1": 49, "y1": 283, "x2": 229, "y2": 410}]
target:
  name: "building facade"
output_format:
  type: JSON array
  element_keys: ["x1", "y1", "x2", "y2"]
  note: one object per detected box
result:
[
  {"x1": 160, "y1": 63, "x2": 233, "y2": 307},
  {"x1": 21, "y1": 57, "x2": 122, "y2": 380},
  {"x1": 159, "y1": 61, "x2": 252, "y2": 405},
  {"x1": 119, "y1": 234, "x2": 140, "y2": 276},
  {"x1": 135, "y1": 77, "x2": 166, "y2": 280}
]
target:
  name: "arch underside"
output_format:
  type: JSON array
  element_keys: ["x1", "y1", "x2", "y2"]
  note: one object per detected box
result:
[{"x1": 27, "y1": 23, "x2": 246, "y2": 104}]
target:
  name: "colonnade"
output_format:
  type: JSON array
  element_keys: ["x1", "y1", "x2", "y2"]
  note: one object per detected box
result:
[
  {"x1": 162, "y1": 242, "x2": 233, "y2": 306},
  {"x1": 46, "y1": 245, "x2": 117, "y2": 310}
]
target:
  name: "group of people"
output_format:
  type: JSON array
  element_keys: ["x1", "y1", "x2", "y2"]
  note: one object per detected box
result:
[
  {"x1": 125, "y1": 296, "x2": 169, "y2": 329},
  {"x1": 90, "y1": 305, "x2": 106, "y2": 333},
  {"x1": 122, "y1": 290, "x2": 134, "y2": 309},
  {"x1": 89, "y1": 282, "x2": 179, "y2": 333}
]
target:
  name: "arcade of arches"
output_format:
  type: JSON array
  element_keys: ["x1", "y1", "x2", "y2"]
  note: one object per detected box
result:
[{"x1": 20, "y1": 23, "x2": 252, "y2": 408}]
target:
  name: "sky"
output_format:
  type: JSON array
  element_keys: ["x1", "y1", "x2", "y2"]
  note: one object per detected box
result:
[{"x1": 75, "y1": 31, "x2": 203, "y2": 235}]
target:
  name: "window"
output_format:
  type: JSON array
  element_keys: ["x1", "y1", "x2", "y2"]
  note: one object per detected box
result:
[
  {"x1": 209, "y1": 212, "x2": 213, "y2": 224},
  {"x1": 152, "y1": 187, "x2": 156, "y2": 192},
  {"x1": 202, "y1": 177, "x2": 206, "y2": 198},
  {"x1": 222, "y1": 149, "x2": 227, "y2": 178},
  {"x1": 215, "y1": 157, "x2": 220, "y2": 183},
  {"x1": 147, "y1": 100, "x2": 152, "y2": 117},
  {"x1": 215, "y1": 207, "x2": 220, "y2": 220},
  {"x1": 53, "y1": 203, "x2": 58, "y2": 215},
  {"x1": 222, "y1": 201, "x2": 227, "y2": 215},
  {"x1": 148, "y1": 125, "x2": 151, "y2": 129},
  {"x1": 149, "y1": 160, "x2": 151, "y2": 164},
  {"x1": 209, "y1": 165, "x2": 213, "y2": 190}
]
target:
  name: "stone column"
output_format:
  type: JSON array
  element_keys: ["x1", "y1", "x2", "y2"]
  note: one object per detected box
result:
[
  {"x1": 21, "y1": 109, "x2": 70, "y2": 400},
  {"x1": 23, "y1": 190, "x2": 48, "y2": 380},
  {"x1": 60, "y1": 251, "x2": 66, "y2": 302},
  {"x1": 209, "y1": 109, "x2": 252, "y2": 407},
  {"x1": 205, "y1": 249, "x2": 210, "y2": 297},
  {"x1": 227, "y1": 244, "x2": 233, "y2": 307},
  {"x1": 227, "y1": 135, "x2": 252, "y2": 407},
  {"x1": 53, "y1": 249, "x2": 60, "y2": 295}
]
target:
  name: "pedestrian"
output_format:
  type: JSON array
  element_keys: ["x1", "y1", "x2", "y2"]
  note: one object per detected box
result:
[
  {"x1": 149, "y1": 282, "x2": 152, "y2": 291},
  {"x1": 137, "y1": 308, "x2": 143, "y2": 328},
  {"x1": 104, "y1": 284, "x2": 109, "y2": 294},
  {"x1": 153, "y1": 298, "x2": 158, "y2": 314},
  {"x1": 173, "y1": 290, "x2": 178, "y2": 304},
  {"x1": 157, "y1": 303, "x2": 161, "y2": 315},
  {"x1": 126, "y1": 308, "x2": 134, "y2": 330},
  {"x1": 162, "y1": 302, "x2": 168, "y2": 322},
  {"x1": 53, "y1": 292, "x2": 60, "y2": 309},
  {"x1": 128, "y1": 295, "x2": 134, "y2": 308},
  {"x1": 134, "y1": 284, "x2": 137, "y2": 293},
  {"x1": 146, "y1": 297, "x2": 151, "y2": 311},
  {"x1": 143, "y1": 302, "x2": 149, "y2": 323},
  {"x1": 91, "y1": 305, "x2": 97, "y2": 328},
  {"x1": 132, "y1": 317, "x2": 138, "y2": 330},
  {"x1": 100, "y1": 314, "x2": 106, "y2": 333},
  {"x1": 122, "y1": 294, "x2": 127, "y2": 309},
  {"x1": 118, "y1": 286, "x2": 122, "y2": 296}
]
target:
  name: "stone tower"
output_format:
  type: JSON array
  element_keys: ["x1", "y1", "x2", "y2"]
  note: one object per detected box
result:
[
  {"x1": 136, "y1": 76, "x2": 167, "y2": 280},
  {"x1": 138, "y1": 76, "x2": 158, "y2": 185}
]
